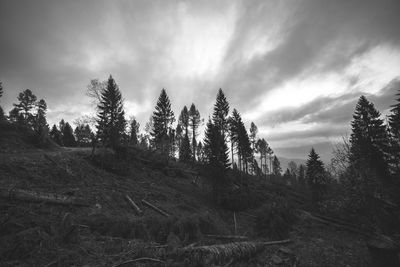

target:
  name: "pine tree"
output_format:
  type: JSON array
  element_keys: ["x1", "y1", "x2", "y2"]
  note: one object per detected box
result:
[
  {"x1": 175, "y1": 124, "x2": 183, "y2": 155},
  {"x1": 178, "y1": 106, "x2": 189, "y2": 135},
  {"x1": 62, "y1": 122, "x2": 76, "y2": 147},
  {"x1": 306, "y1": 148, "x2": 326, "y2": 201},
  {"x1": 249, "y1": 122, "x2": 258, "y2": 151},
  {"x1": 179, "y1": 133, "x2": 191, "y2": 162},
  {"x1": 204, "y1": 119, "x2": 230, "y2": 200},
  {"x1": 189, "y1": 103, "x2": 201, "y2": 161},
  {"x1": 349, "y1": 96, "x2": 390, "y2": 182},
  {"x1": 212, "y1": 88, "x2": 229, "y2": 136},
  {"x1": 272, "y1": 156, "x2": 281, "y2": 176},
  {"x1": 96, "y1": 75, "x2": 126, "y2": 149},
  {"x1": 59, "y1": 119, "x2": 66, "y2": 133},
  {"x1": 50, "y1": 124, "x2": 63, "y2": 146},
  {"x1": 388, "y1": 89, "x2": 400, "y2": 174},
  {"x1": 298, "y1": 164, "x2": 306, "y2": 185},
  {"x1": 13, "y1": 89, "x2": 37, "y2": 126},
  {"x1": 0, "y1": 81, "x2": 4, "y2": 121},
  {"x1": 129, "y1": 118, "x2": 140, "y2": 145},
  {"x1": 196, "y1": 141, "x2": 205, "y2": 162},
  {"x1": 34, "y1": 99, "x2": 49, "y2": 141},
  {"x1": 151, "y1": 89, "x2": 175, "y2": 155}
]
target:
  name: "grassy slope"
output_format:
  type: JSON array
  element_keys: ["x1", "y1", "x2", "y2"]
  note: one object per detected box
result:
[{"x1": 0, "y1": 127, "x2": 371, "y2": 266}]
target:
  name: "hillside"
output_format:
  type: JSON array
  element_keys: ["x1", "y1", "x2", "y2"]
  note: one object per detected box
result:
[{"x1": 0, "y1": 128, "x2": 386, "y2": 266}]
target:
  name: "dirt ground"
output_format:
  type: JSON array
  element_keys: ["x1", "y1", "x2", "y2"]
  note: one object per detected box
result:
[{"x1": 0, "y1": 146, "x2": 374, "y2": 266}]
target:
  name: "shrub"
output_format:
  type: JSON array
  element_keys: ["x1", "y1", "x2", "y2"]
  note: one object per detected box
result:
[{"x1": 254, "y1": 197, "x2": 296, "y2": 239}]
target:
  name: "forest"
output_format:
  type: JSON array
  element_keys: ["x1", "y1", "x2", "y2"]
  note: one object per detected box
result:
[{"x1": 0, "y1": 76, "x2": 400, "y2": 266}]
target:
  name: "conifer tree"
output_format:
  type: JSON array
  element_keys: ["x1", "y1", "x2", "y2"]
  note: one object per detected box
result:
[
  {"x1": 349, "y1": 96, "x2": 390, "y2": 181},
  {"x1": 34, "y1": 99, "x2": 49, "y2": 140},
  {"x1": 178, "y1": 106, "x2": 189, "y2": 135},
  {"x1": 151, "y1": 88, "x2": 175, "y2": 155},
  {"x1": 388, "y1": 89, "x2": 400, "y2": 174},
  {"x1": 272, "y1": 156, "x2": 282, "y2": 176},
  {"x1": 175, "y1": 124, "x2": 183, "y2": 154},
  {"x1": 14, "y1": 89, "x2": 37, "y2": 125},
  {"x1": 298, "y1": 164, "x2": 306, "y2": 185},
  {"x1": 96, "y1": 75, "x2": 126, "y2": 149},
  {"x1": 196, "y1": 141, "x2": 204, "y2": 162},
  {"x1": 179, "y1": 133, "x2": 191, "y2": 162},
  {"x1": 50, "y1": 124, "x2": 63, "y2": 146},
  {"x1": 189, "y1": 103, "x2": 201, "y2": 160},
  {"x1": 249, "y1": 122, "x2": 258, "y2": 151},
  {"x1": 204, "y1": 119, "x2": 230, "y2": 200},
  {"x1": 0, "y1": 81, "x2": 4, "y2": 121},
  {"x1": 306, "y1": 148, "x2": 326, "y2": 201},
  {"x1": 8, "y1": 107, "x2": 23, "y2": 123},
  {"x1": 62, "y1": 122, "x2": 76, "y2": 147},
  {"x1": 59, "y1": 119, "x2": 66, "y2": 133},
  {"x1": 129, "y1": 118, "x2": 140, "y2": 145},
  {"x1": 212, "y1": 88, "x2": 229, "y2": 136}
]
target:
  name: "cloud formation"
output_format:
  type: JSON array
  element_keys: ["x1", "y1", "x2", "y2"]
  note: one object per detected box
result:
[{"x1": 0, "y1": 0, "x2": 399, "y2": 161}]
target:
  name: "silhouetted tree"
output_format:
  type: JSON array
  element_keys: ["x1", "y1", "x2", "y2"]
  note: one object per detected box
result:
[
  {"x1": 298, "y1": 164, "x2": 306, "y2": 185},
  {"x1": 212, "y1": 88, "x2": 229, "y2": 136},
  {"x1": 179, "y1": 133, "x2": 191, "y2": 162},
  {"x1": 228, "y1": 109, "x2": 251, "y2": 172},
  {"x1": 129, "y1": 118, "x2": 140, "y2": 145},
  {"x1": 50, "y1": 124, "x2": 63, "y2": 146},
  {"x1": 249, "y1": 122, "x2": 258, "y2": 151},
  {"x1": 204, "y1": 119, "x2": 230, "y2": 201},
  {"x1": 86, "y1": 78, "x2": 106, "y2": 106},
  {"x1": 33, "y1": 99, "x2": 49, "y2": 142},
  {"x1": 349, "y1": 96, "x2": 390, "y2": 183},
  {"x1": 0, "y1": 81, "x2": 3, "y2": 99},
  {"x1": 151, "y1": 89, "x2": 175, "y2": 155},
  {"x1": 256, "y1": 138, "x2": 268, "y2": 177},
  {"x1": 175, "y1": 124, "x2": 183, "y2": 155},
  {"x1": 8, "y1": 107, "x2": 23, "y2": 123},
  {"x1": 272, "y1": 156, "x2": 281, "y2": 176},
  {"x1": 59, "y1": 119, "x2": 66, "y2": 133},
  {"x1": 96, "y1": 75, "x2": 126, "y2": 149},
  {"x1": 62, "y1": 122, "x2": 76, "y2": 147},
  {"x1": 0, "y1": 81, "x2": 5, "y2": 121},
  {"x1": 306, "y1": 148, "x2": 326, "y2": 201},
  {"x1": 196, "y1": 141, "x2": 205, "y2": 162},
  {"x1": 189, "y1": 103, "x2": 201, "y2": 160},
  {"x1": 389, "y1": 88, "x2": 400, "y2": 175},
  {"x1": 74, "y1": 124, "x2": 92, "y2": 146},
  {"x1": 178, "y1": 106, "x2": 189, "y2": 135},
  {"x1": 14, "y1": 89, "x2": 37, "y2": 125},
  {"x1": 288, "y1": 161, "x2": 298, "y2": 181}
]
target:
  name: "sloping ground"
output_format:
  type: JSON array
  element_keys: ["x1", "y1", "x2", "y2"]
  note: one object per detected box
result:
[{"x1": 0, "y1": 145, "x2": 375, "y2": 266}]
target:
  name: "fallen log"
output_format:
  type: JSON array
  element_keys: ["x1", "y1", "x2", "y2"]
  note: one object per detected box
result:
[
  {"x1": 125, "y1": 195, "x2": 143, "y2": 215},
  {"x1": 141, "y1": 199, "x2": 170, "y2": 217},
  {"x1": 0, "y1": 188, "x2": 89, "y2": 207},
  {"x1": 205, "y1": 234, "x2": 249, "y2": 241},
  {"x1": 171, "y1": 239, "x2": 291, "y2": 265}
]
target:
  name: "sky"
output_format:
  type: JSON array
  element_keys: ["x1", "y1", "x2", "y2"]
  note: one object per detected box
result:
[{"x1": 1, "y1": 0, "x2": 400, "y2": 162}]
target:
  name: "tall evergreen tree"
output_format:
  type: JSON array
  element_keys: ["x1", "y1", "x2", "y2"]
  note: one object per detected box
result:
[
  {"x1": 204, "y1": 119, "x2": 230, "y2": 200},
  {"x1": 178, "y1": 106, "x2": 189, "y2": 135},
  {"x1": 388, "y1": 88, "x2": 400, "y2": 174},
  {"x1": 179, "y1": 133, "x2": 191, "y2": 162},
  {"x1": 298, "y1": 164, "x2": 306, "y2": 185},
  {"x1": 13, "y1": 89, "x2": 37, "y2": 125},
  {"x1": 62, "y1": 122, "x2": 76, "y2": 147},
  {"x1": 34, "y1": 99, "x2": 49, "y2": 139},
  {"x1": 0, "y1": 81, "x2": 3, "y2": 99},
  {"x1": 306, "y1": 148, "x2": 326, "y2": 201},
  {"x1": 196, "y1": 141, "x2": 205, "y2": 162},
  {"x1": 0, "y1": 81, "x2": 4, "y2": 121},
  {"x1": 189, "y1": 103, "x2": 201, "y2": 160},
  {"x1": 50, "y1": 124, "x2": 63, "y2": 146},
  {"x1": 272, "y1": 156, "x2": 282, "y2": 176},
  {"x1": 129, "y1": 118, "x2": 140, "y2": 145},
  {"x1": 96, "y1": 75, "x2": 126, "y2": 149},
  {"x1": 349, "y1": 96, "x2": 390, "y2": 181},
  {"x1": 212, "y1": 88, "x2": 229, "y2": 136},
  {"x1": 151, "y1": 88, "x2": 175, "y2": 155}
]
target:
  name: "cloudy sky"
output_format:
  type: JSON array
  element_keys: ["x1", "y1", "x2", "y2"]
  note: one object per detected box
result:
[{"x1": 1, "y1": 0, "x2": 400, "y2": 162}]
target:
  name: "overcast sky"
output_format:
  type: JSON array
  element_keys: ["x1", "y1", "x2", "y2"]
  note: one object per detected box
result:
[{"x1": 1, "y1": 0, "x2": 400, "y2": 162}]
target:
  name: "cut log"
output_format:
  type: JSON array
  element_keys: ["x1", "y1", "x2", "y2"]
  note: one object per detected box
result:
[
  {"x1": 125, "y1": 195, "x2": 143, "y2": 215},
  {"x1": 141, "y1": 199, "x2": 170, "y2": 217},
  {"x1": 171, "y1": 240, "x2": 291, "y2": 265},
  {"x1": 112, "y1": 257, "x2": 166, "y2": 267},
  {"x1": 0, "y1": 188, "x2": 89, "y2": 207}
]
